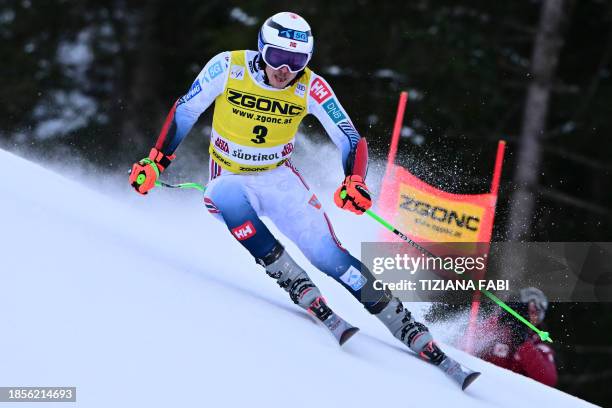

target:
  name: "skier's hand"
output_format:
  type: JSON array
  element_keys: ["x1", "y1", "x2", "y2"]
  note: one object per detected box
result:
[
  {"x1": 129, "y1": 147, "x2": 175, "y2": 195},
  {"x1": 334, "y1": 175, "x2": 372, "y2": 214}
]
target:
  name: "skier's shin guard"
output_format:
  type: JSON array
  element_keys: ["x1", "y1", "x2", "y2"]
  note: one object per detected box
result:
[{"x1": 256, "y1": 241, "x2": 321, "y2": 310}]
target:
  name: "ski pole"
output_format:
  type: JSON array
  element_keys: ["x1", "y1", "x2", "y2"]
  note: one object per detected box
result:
[
  {"x1": 130, "y1": 168, "x2": 207, "y2": 192},
  {"x1": 341, "y1": 191, "x2": 553, "y2": 343},
  {"x1": 154, "y1": 180, "x2": 206, "y2": 192},
  {"x1": 133, "y1": 172, "x2": 552, "y2": 342}
]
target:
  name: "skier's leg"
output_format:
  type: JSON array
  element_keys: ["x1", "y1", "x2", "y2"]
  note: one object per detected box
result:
[
  {"x1": 204, "y1": 173, "x2": 323, "y2": 311},
  {"x1": 254, "y1": 239, "x2": 322, "y2": 310},
  {"x1": 263, "y1": 163, "x2": 438, "y2": 356},
  {"x1": 204, "y1": 173, "x2": 276, "y2": 259},
  {"x1": 300, "y1": 224, "x2": 438, "y2": 355},
  {"x1": 256, "y1": 238, "x2": 359, "y2": 344}
]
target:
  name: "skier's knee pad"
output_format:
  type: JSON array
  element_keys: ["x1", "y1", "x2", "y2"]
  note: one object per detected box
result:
[{"x1": 256, "y1": 241, "x2": 321, "y2": 309}]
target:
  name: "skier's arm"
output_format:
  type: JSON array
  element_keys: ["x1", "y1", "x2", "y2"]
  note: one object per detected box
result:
[
  {"x1": 155, "y1": 52, "x2": 230, "y2": 156},
  {"x1": 307, "y1": 73, "x2": 367, "y2": 178},
  {"x1": 307, "y1": 73, "x2": 370, "y2": 214},
  {"x1": 129, "y1": 52, "x2": 229, "y2": 194}
]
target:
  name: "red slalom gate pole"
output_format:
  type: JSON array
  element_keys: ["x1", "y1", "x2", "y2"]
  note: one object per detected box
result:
[
  {"x1": 490, "y1": 140, "x2": 506, "y2": 196},
  {"x1": 385, "y1": 91, "x2": 408, "y2": 178},
  {"x1": 378, "y1": 91, "x2": 409, "y2": 235},
  {"x1": 464, "y1": 140, "x2": 506, "y2": 354}
]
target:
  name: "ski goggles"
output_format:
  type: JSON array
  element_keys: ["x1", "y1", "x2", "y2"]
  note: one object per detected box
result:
[{"x1": 261, "y1": 44, "x2": 310, "y2": 73}]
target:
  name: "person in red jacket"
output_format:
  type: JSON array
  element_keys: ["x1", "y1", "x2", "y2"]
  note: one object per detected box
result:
[{"x1": 477, "y1": 287, "x2": 557, "y2": 386}]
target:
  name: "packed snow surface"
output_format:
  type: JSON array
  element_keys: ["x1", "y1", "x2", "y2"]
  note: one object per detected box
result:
[{"x1": 0, "y1": 149, "x2": 595, "y2": 407}]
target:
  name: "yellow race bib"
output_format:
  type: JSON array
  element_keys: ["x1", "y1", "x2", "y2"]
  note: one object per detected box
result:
[{"x1": 210, "y1": 50, "x2": 311, "y2": 173}]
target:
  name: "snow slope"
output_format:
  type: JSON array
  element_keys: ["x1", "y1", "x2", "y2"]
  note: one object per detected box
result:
[{"x1": 0, "y1": 148, "x2": 596, "y2": 408}]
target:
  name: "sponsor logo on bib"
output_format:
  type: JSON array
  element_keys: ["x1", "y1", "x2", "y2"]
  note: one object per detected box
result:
[
  {"x1": 230, "y1": 65, "x2": 245, "y2": 80},
  {"x1": 214, "y1": 137, "x2": 230, "y2": 154},
  {"x1": 295, "y1": 82, "x2": 306, "y2": 97},
  {"x1": 226, "y1": 89, "x2": 304, "y2": 117},
  {"x1": 281, "y1": 142, "x2": 294, "y2": 157}
]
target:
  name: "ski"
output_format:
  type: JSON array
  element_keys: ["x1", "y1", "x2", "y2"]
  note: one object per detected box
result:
[
  {"x1": 323, "y1": 313, "x2": 360, "y2": 346},
  {"x1": 436, "y1": 355, "x2": 481, "y2": 390},
  {"x1": 418, "y1": 341, "x2": 480, "y2": 390},
  {"x1": 308, "y1": 297, "x2": 360, "y2": 346}
]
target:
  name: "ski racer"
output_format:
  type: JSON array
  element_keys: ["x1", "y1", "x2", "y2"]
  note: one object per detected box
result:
[{"x1": 129, "y1": 11, "x2": 445, "y2": 364}]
